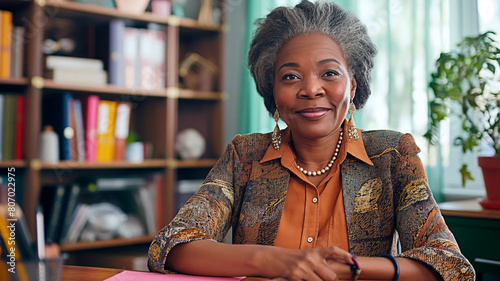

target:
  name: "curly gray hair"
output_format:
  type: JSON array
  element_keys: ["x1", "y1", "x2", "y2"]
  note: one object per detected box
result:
[{"x1": 248, "y1": 0, "x2": 377, "y2": 116}]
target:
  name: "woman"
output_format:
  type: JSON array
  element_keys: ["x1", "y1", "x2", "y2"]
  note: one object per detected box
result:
[{"x1": 148, "y1": 1, "x2": 475, "y2": 280}]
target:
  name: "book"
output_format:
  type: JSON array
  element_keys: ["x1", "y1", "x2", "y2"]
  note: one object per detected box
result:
[
  {"x1": 73, "y1": 99, "x2": 86, "y2": 161},
  {"x1": 63, "y1": 203, "x2": 89, "y2": 244},
  {"x1": 151, "y1": 27, "x2": 166, "y2": 90},
  {"x1": 0, "y1": 10, "x2": 13, "y2": 78},
  {"x1": 59, "y1": 183, "x2": 82, "y2": 243},
  {"x1": 44, "y1": 68, "x2": 107, "y2": 86},
  {"x1": 150, "y1": 173, "x2": 164, "y2": 230},
  {"x1": 45, "y1": 55, "x2": 104, "y2": 71},
  {"x1": 147, "y1": 23, "x2": 166, "y2": 89},
  {"x1": 82, "y1": 95, "x2": 99, "y2": 162},
  {"x1": 2, "y1": 94, "x2": 16, "y2": 160},
  {"x1": 138, "y1": 28, "x2": 156, "y2": 90},
  {"x1": 44, "y1": 185, "x2": 67, "y2": 243},
  {"x1": 43, "y1": 92, "x2": 74, "y2": 161},
  {"x1": 0, "y1": 94, "x2": 3, "y2": 161},
  {"x1": 61, "y1": 93, "x2": 74, "y2": 160},
  {"x1": 68, "y1": 98, "x2": 77, "y2": 160},
  {"x1": 11, "y1": 26, "x2": 25, "y2": 78},
  {"x1": 14, "y1": 95, "x2": 25, "y2": 160},
  {"x1": 136, "y1": 186, "x2": 156, "y2": 234},
  {"x1": 108, "y1": 20, "x2": 126, "y2": 87},
  {"x1": 114, "y1": 102, "x2": 131, "y2": 161},
  {"x1": 123, "y1": 27, "x2": 139, "y2": 89},
  {"x1": 96, "y1": 100, "x2": 117, "y2": 161}
]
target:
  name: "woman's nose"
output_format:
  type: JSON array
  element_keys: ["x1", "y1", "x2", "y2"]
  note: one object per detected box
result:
[{"x1": 298, "y1": 76, "x2": 325, "y2": 99}]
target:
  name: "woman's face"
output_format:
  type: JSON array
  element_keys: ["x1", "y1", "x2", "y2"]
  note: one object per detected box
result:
[{"x1": 274, "y1": 33, "x2": 356, "y2": 141}]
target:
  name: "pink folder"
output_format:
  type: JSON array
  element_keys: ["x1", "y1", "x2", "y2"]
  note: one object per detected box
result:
[{"x1": 104, "y1": 271, "x2": 245, "y2": 281}]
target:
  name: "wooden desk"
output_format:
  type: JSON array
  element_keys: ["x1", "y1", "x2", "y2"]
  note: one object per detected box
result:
[
  {"x1": 62, "y1": 265, "x2": 123, "y2": 281},
  {"x1": 60, "y1": 265, "x2": 362, "y2": 281},
  {"x1": 60, "y1": 266, "x2": 268, "y2": 281},
  {"x1": 439, "y1": 199, "x2": 500, "y2": 277}
]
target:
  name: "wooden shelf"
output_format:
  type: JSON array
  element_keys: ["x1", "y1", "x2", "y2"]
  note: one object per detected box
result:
[
  {"x1": 60, "y1": 235, "x2": 155, "y2": 251},
  {"x1": 41, "y1": 81, "x2": 225, "y2": 100},
  {"x1": 45, "y1": 0, "x2": 169, "y2": 25},
  {"x1": 40, "y1": 159, "x2": 168, "y2": 170},
  {"x1": 178, "y1": 17, "x2": 224, "y2": 32},
  {"x1": 0, "y1": 160, "x2": 27, "y2": 168},
  {"x1": 176, "y1": 159, "x2": 219, "y2": 168},
  {"x1": 0, "y1": 77, "x2": 29, "y2": 85},
  {"x1": 45, "y1": 0, "x2": 224, "y2": 32},
  {"x1": 42, "y1": 80, "x2": 167, "y2": 97}
]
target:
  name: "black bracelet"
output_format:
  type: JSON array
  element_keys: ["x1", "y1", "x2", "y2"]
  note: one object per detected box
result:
[
  {"x1": 379, "y1": 254, "x2": 399, "y2": 281},
  {"x1": 350, "y1": 254, "x2": 361, "y2": 280}
]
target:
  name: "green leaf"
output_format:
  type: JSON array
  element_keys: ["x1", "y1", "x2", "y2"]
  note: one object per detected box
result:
[{"x1": 460, "y1": 164, "x2": 475, "y2": 187}]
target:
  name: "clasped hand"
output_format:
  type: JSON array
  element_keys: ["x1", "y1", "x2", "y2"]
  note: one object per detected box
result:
[{"x1": 264, "y1": 246, "x2": 354, "y2": 281}]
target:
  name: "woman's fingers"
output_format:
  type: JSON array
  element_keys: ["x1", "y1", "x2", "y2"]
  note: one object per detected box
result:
[
  {"x1": 322, "y1": 246, "x2": 354, "y2": 265},
  {"x1": 281, "y1": 248, "x2": 341, "y2": 281},
  {"x1": 312, "y1": 259, "x2": 339, "y2": 281}
]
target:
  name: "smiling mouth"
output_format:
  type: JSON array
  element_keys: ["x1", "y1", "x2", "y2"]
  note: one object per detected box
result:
[{"x1": 296, "y1": 108, "x2": 330, "y2": 119}]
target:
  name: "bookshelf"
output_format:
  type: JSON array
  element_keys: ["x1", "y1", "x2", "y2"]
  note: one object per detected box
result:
[{"x1": 0, "y1": 0, "x2": 226, "y2": 267}]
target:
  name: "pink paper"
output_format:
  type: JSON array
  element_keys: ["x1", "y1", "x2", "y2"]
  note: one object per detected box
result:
[{"x1": 104, "y1": 270, "x2": 246, "y2": 281}]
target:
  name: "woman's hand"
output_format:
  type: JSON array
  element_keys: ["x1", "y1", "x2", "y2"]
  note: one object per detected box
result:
[
  {"x1": 167, "y1": 241, "x2": 353, "y2": 280},
  {"x1": 260, "y1": 246, "x2": 354, "y2": 281}
]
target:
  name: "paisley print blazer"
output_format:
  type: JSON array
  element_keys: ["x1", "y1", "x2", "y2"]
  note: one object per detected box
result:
[{"x1": 148, "y1": 130, "x2": 475, "y2": 281}]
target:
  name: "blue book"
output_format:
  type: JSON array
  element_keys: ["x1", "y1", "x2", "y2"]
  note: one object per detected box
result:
[
  {"x1": 42, "y1": 92, "x2": 73, "y2": 161},
  {"x1": 109, "y1": 20, "x2": 126, "y2": 87}
]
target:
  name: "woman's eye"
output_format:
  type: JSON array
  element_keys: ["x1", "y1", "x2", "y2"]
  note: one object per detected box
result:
[
  {"x1": 283, "y1": 73, "x2": 299, "y2": 80},
  {"x1": 323, "y1": 70, "x2": 340, "y2": 77}
]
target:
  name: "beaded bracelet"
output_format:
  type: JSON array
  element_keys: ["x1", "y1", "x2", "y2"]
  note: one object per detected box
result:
[
  {"x1": 350, "y1": 255, "x2": 361, "y2": 280},
  {"x1": 380, "y1": 254, "x2": 400, "y2": 281}
]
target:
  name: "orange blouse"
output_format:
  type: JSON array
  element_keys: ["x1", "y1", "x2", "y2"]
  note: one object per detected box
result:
[{"x1": 260, "y1": 125, "x2": 373, "y2": 251}]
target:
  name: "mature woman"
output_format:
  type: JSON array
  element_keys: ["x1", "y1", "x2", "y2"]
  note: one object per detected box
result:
[{"x1": 148, "y1": 1, "x2": 475, "y2": 280}]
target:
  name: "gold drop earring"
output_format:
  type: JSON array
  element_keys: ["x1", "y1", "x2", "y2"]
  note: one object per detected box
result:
[
  {"x1": 348, "y1": 101, "x2": 359, "y2": 140},
  {"x1": 272, "y1": 108, "x2": 282, "y2": 150}
]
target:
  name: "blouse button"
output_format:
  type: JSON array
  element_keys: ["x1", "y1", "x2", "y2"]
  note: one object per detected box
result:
[
  {"x1": 307, "y1": 237, "x2": 313, "y2": 243},
  {"x1": 312, "y1": 197, "x2": 318, "y2": 203}
]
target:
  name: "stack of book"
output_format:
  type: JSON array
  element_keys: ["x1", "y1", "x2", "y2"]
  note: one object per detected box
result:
[
  {"x1": 42, "y1": 92, "x2": 132, "y2": 162},
  {"x1": 44, "y1": 55, "x2": 107, "y2": 86},
  {"x1": 108, "y1": 20, "x2": 166, "y2": 90},
  {"x1": 0, "y1": 10, "x2": 25, "y2": 79},
  {"x1": 0, "y1": 94, "x2": 25, "y2": 161}
]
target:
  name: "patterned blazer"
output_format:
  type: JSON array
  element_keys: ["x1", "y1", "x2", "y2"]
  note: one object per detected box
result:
[{"x1": 148, "y1": 130, "x2": 475, "y2": 281}]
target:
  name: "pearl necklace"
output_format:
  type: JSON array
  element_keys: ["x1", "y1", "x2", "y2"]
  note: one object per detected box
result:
[{"x1": 295, "y1": 130, "x2": 343, "y2": 177}]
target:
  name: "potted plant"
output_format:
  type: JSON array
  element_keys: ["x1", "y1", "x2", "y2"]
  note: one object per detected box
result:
[{"x1": 425, "y1": 31, "x2": 500, "y2": 209}]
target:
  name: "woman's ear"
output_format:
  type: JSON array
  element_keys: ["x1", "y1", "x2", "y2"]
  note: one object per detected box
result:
[{"x1": 350, "y1": 77, "x2": 357, "y2": 100}]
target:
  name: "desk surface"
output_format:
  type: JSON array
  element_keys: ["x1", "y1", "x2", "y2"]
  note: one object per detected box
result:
[
  {"x1": 439, "y1": 199, "x2": 500, "y2": 219},
  {"x1": 62, "y1": 265, "x2": 123, "y2": 281},
  {"x1": 61, "y1": 265, "x2": 351, "y2": 281}
]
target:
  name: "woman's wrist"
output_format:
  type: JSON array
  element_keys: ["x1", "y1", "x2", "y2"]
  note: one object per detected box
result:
[
  {"x1": 353, "y1": 256, "x2": 402, "y2": 280},
  {"x1": 379, "y1": 254, "x2": 399, "y2": 281}
]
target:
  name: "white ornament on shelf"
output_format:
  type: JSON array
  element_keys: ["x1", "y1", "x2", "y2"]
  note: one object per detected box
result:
[{"x1": 175, "y1": 128, "x2": 206, "y2": 160}]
